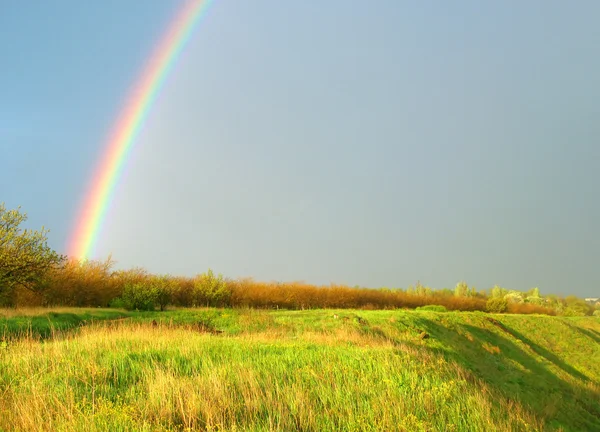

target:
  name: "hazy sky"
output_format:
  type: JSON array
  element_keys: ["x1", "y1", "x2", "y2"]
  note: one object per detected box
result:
[{"x1": 1, "y1": 1, "x2": 599, "y2": 296}]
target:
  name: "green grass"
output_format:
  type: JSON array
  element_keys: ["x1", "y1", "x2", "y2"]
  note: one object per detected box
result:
[
  {"x1": 0, "y1": 308, "x2": 598, "y2": 431},
  {"x1": 0, "y1": 308, "x2": 131, "y2": 339}
]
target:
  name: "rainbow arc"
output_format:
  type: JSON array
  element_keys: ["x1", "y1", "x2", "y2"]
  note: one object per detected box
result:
[{"x1": 69, "y1": 1, "x2": 213, "y2": 260}]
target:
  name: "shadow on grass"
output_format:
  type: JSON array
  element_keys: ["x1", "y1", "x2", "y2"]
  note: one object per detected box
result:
[
  {"x1": 565, "y1": 324, "x2": 600, "y2": 345},
  {"x1": 411, "y1": 317, "x2": 600, "y2": 431},
  {"x1": 484, "y1": 317, "x2": 590, "y2": 381},
  {"x1": 589, "y1": 327, "x2": 600, "y2": 341},
  {"x1": 0, "y1": 310, "x2": 131, "y2": 340}
]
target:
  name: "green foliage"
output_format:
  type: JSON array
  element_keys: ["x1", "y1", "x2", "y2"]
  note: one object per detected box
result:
[
  {"x1": 0, "y1": 204, "x2": 64, "y2": 305},
  {"x1": 490, "y1": 285, "x2": 508, "y2": 299},
  {"x1": 504, "y1": 290, "x2": 525, "y2": 304},
  {"x1": 192, "y1": 269, "x2": 231, "y2": 307},
  {"x1": 525, "y1": 296, "x2": 545, "y2": 305},
  {"x1": 151, "y1": 275, "x2": 176, "y2": 311},
  {"x1": 121, "y1": 283, "x2": 158, "y2": 311},
  {"x1": 415, "y1": 305, "x2": 447, "y2": 312},
  {"x1": 413, "y1": 282, "x2": 431, "y2": 297},
  {"x1": 544, "y1": 294, "x2": 565, "y2": 313},
  {"x1": 454, "y1": 281, "x2": 469, "y2": 297},
  {"x1": 593, "y1": 310, "x2": 600, "y2": 317},
  {"x1": 486, "y1": 297, "x2": 508, "y2": 313},
  {"x1": 524, "y1": 287, "x2": 544, "y2": 305},
  {"x1": 563, "y1": 296, "x2": 593, "y2": 316},
  {"x1": 562, "y1": 307, "x2": 588, "y2": 317},
  {"x1": 454, "y1": 282, "x2": 477, "y2": 298},
  {"x1": 114, "y1": 273, "x2": 179, "y2": 312},
  {"x1": 108, "y1": 297, "x2": 126, "y2": 309}
]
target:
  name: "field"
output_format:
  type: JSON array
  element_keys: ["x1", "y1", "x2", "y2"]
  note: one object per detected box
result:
[{"x1": 1, "y1": 308, "x2": 599, "y2": 431}]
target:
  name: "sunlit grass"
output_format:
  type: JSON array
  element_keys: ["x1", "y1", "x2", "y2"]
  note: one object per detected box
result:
[{"x1": 0, "y1": 309, "x2": 599, "y2": 431}]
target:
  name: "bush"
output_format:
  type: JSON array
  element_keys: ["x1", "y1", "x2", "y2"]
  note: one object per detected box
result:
[
  {"x1": 121, "y1": 283, "x2": 157, "y2": 311},
  {"x1": 562, "y1": 306, "x2": 588, "y2": 317},
  {"x1": 454, "y1": 282, "x2": 469, "y2": 297},
  {"x1": 561, "y1": 296, "x2": 593, "y2": 316},
  {"x1": 592, "y1": 310, "x2": 600, "y2": 317},
  {"x1": 416, "y1": 305, "x2": 447, "y2": 312},
  {"x1": 151, "y1": 275, "x2": 176, "y2": 311},
  {"x1": 490, "y1": 285, "x2": 507, "y2": 299},
  {"x1": 41, "y1": 258, "x2": 119, "y2": 307},
  {"x1": 109, "y1": 297, "x2": 126, "y2": 309},
  {"x1": 192, "y1": 269, "x2": 231, "y2": 307},
  {"x1": 486, "y1": 297, "x2": 508, "y2": 313},
  {"x1": 507, "y1": 302, "x2": 555, "y2": 315},
  {"x1": 504, "y1": 291, "x2": 525, "y2": 304}
]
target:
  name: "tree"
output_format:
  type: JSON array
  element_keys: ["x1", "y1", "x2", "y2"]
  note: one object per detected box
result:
[
  {"x1": 504, "y1": 290, "x2": 525, "y2": 304},
  {"x1": 152, "y1": 274, "x2": 176, "y2": 311},
  {"x1": 563, "y1": 295, "x2": 593, "y2": 316},
  {"x1": 486, "y1": 297, "x2": 508, "y2": 313},
  {"x1": 525, "y1": 287, "x2": 544, "y2": 305},
  {"x1": 0, "y1": 203, "x2": 64, "y2": 302},
  {"x1": 490, "y1": 285, "x2": 507, "y2": 299},
  {"x1": 192, "y1": 269, "x2": 231, "y2": 307},
  {"x1": 454, "y1": 281, "x2": 469, "y2": 297},
  {"x1": 120, "y1": 282, "x2": 157, "y2": 311}
]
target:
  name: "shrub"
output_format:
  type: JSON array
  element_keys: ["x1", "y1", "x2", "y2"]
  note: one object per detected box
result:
[
  {"x1": 486, "y1": 297, "x2": 508, "y2": 313},
  {"x1": 443, "y1": 296, "x2": 487, "y2": 312},
  {"x1": 504, "y1": 291, "x2": 525, "y2": 304},
  {"x1": 416, "y1": 305, "x2": 448, "y2": 312},
  {"x1": 151, "y1": 275, "x2": 176, "y2": 311},
  {"x1": 121, "y1": 283, "x2": 157, "y2": 311},
  {"x1": 562, "y1": 307, "x2": 588, "y2": 317},
  {"x1": 507, "y1": 302, "x2": 555, "y2": 315},
  {"x1": 109, "y1": 297, "x2": 126, "y2": 309},
  {"x1": 41, "y1": 258, "x2": 118, "y2": 307},
  {"x1": 454, "y1": 282, "x2": 469, "y2": 297},
  {"x1": 192, "y1": 269, "x2": 231, "y2": 307},
  {"x1": 562, "y1": 296, "x2": 593, "y2": 316},
  {"x1": 592, "y1": 310, "x2": 600, "y2": 317},
  {"x1": 170, "y1": 276, "x2": 194, "y2": 307},
  {"x1": 490, "y1": 285, "x2": 507, "y2": 299},
  {"x1": 525, "y1": 296, "x2": 545, "y2": 305}
]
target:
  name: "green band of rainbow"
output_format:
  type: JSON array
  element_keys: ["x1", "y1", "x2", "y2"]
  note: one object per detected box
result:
[{"x1": 69, "y1": 0, "x2": 213, "y2": 260}]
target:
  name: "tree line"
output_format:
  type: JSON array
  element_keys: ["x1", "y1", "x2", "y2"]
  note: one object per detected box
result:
[{"x1": 1, "y1": 203, "x2": 598, "y2": 316}]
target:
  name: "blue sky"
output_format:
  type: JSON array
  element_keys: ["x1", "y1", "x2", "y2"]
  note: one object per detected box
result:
[{"x1": 1, "y1": 1, "x2": 599, "y2": 296}]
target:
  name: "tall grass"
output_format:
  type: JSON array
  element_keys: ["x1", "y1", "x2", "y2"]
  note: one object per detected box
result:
[
  {"x1": 1, "y1": 308, "x2": 599, "y2": 430},
  {"x1": 0, "y1": 321, "x2": 540, "y2": 431}
]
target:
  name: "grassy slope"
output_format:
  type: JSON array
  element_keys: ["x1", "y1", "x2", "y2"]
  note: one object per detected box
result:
[{"x1": 0, "y1": 308, "x2": 598, "y2": 431}]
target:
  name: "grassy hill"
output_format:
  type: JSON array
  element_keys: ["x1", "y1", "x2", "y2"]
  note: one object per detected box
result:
[{"x1": 0, "y1": 308, "x2": 599, "y2": 431}]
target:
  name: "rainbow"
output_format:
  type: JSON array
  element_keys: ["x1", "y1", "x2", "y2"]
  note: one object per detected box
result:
[{"x1": 68, "y1": 0, "x2": 213, "y2": 260}]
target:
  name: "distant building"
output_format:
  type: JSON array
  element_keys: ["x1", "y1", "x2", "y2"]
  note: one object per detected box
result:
[{"x1": 584, "y1": 298, "x2": 599, "y2": 304}]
